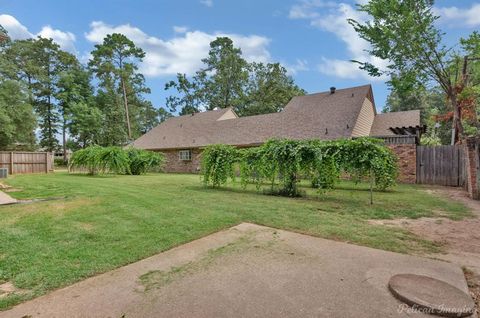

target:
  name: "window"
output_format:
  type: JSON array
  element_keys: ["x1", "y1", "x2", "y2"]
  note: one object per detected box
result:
[{"x1": 178, "y1": 150, "x2": 192, "y2": 161}]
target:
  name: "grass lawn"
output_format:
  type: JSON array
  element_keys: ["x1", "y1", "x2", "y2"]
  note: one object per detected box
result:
[{"x1": 0, "y1": 172, "x2": 471, "y2": 309}]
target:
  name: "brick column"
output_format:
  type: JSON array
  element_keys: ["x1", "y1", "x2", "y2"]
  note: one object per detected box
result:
[
  {"x1": 464, "y1": 137, "x2": 479, "y2": 199},
  {"x1": 387, "y1": 144, "x2": 417, "y2": 183}
]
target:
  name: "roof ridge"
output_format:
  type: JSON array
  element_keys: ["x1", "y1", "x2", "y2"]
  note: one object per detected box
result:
[{"x1": 301, "y1": 84, "x2": 371, "y2": 98}]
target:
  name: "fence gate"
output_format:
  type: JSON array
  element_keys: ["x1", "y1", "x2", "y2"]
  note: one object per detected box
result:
[{"x1": 416, "y1": 145, "x2": 465, "y2": 186}]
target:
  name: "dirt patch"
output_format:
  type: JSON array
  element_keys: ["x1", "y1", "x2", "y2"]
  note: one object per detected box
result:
[
  {"x1": 369, "y1": 187, "x2": 480, "y2": 264},
  {"x1": 74, "y1": 222, "x2": 95, "y2": 231},
  {"x1": 0, "y1": 183, "x2": 20, "y2": 193},
  {"x1": 369, "y1": 216, "x2": 480, "y2": 255},
  {"x1": 0, "y1": 198, "x2": 100, "y2": 226},
  {"x1": 370, "y1": 186, "x2": 480, "y2": 312},
  {"x1": 0, "y1": 282, "x2": 29, "y2": 300}
]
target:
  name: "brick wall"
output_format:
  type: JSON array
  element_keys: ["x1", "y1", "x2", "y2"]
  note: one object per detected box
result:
[
  {"x1": 386, "y1": 144, "x2": 416, "y2": 184},
  {"x1": 157, "y1": 144, "x2": 417, "y2": 184},
  {"x1": 160, "y1": 149, "x2": 202, "y2": 173}
]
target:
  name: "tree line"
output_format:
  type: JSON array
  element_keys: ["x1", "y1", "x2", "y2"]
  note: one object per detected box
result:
[
  {"x1": 0, "y1": 29, "x2": 160, "y2": 159},
  {"x1": 165, "y1": 37, "x2": 306, "y2": 116},
  {"x1": 0, "y1": 28, "x2": 305, "y2": 159}
]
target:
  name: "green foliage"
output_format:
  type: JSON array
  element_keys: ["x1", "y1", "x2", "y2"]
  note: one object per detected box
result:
[
  {"x1": 201, "y1": 138, "x2": 398, "y2": 197},
  {"x1": 97, "y1": 147, "x2": 130, "y2": 174},
  {"x1": 70, "y1": 146, "x2": 164, "y2": 175},
  {"x1": 0, "y1": 80, "x2": 36, "y2": 150},
  {"x1": 69, "y1": 145, "x2": 103, "y2": 175},
  {"x1": 201, "y1": 144, "x2": 238, "y2": 187},
  {"x1": 349, "y1": 0, "x2": 467, "y2": 142},
  {"x1": 166, "y1": 37, "x2": 305, "y2": 116},
  {"x1": 54, "y1": 158, "x2": 67, "y2": 167},
  {"x1": 89, "y1": 33, "x2": 153, "y2": 143},
  {"x1": 421, "y1": 135, "x2": 441, "y2": 146},
  {"x1": 126, "y1": 148, "x2": 165, "y2": 175},
  {"x1": 237, "y1": 62, "x2": 306, "y2": 116}
]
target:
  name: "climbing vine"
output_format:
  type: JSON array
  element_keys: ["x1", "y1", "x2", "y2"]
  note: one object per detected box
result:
[
  {"x1": 201, "y1": 144, "x2": 238, "y2": 187},
  {"x1": 201, "y1": 138, "x2": 398, "y2": 200}
]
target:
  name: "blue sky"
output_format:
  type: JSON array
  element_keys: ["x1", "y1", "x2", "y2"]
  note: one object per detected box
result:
[{"x1": 1, "y1": 0, "x2": 479, "y2": 112}]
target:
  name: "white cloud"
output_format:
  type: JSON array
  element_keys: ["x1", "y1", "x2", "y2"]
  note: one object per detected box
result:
[
  {"x1": 285, "y1": 59, "x2": 309, "y2": 75},
  {"x1": 37, "y1": 26, "x2": 76, "y2": 53},
  {"x1": 288, "y1": 0, "x2": 335, "y2": 19},
  {"x1": 289, "y1": 1, "x2": 386, "y2": 81},
  {"x1": 200, "y1": 0, "x2": 213, "y2": 7},
  {"x1": 85, "y1": 21, "x2": 271, "y2": 77},
  {"x1": 0, "y1": 14, "x2": 33, "y2": 39},
  {"x1": 434, "y1": 4, "x2": 480, "y2": 27},
  {"x1": 0, "y1": 14, "x2": 77, "y2": 52},
  {"x1": 173, "y1": 26, "x2": 188, "y2": 34}
]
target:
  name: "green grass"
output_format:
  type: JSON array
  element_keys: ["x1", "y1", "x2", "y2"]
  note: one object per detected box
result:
[{"x1": 0, "y1": 172, "x2": 471, "y2": 309}]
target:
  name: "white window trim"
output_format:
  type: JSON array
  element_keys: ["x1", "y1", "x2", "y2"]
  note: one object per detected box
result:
[{"x1": 178, "y1": 149, "x2": 192, "y2": 161}]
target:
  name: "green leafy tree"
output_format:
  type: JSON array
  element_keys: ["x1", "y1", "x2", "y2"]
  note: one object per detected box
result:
[
  {"x1": 166, "y1": 37, "x2": 248, "y2": 114},
  {"x1": 200, "y1": 37, "x2": 248, "y2": 110},
  {"x1": 165, "y1": 73, "x2": 203, "y2": 115},
  {"x1": 89, "y1": 33, "x2": 146, "y2": 141},
  {"x1": 31, "y1": 38, "x2": 63, "y2": 151},
  {"x1": 166, "y1": 37, "x2": 305, "y2": 116},
  {"x1": 67, "y1": 102, "x2": 103, "y2": 149},
  {"x1": 238, "y1": 62, "x2": 306, "y2": 116},
  {"x1": 0, "y1": 25, "x2": 9, "y2": 44},
  {"x1": 348, "y1": 0, "x2": 465, "y2": 143},
  {"x1": 158, "y1": 107, "x2": 173, "y2": 123},
  {"x1": 56, "y1": 51, "x2": 94, "y2": 160},
  {"x1": 459, "y1": 32, "x2": 480, "y2": 87},
  {"x1": 0, "y1": 80, "x2": 36, "y2": 150}
]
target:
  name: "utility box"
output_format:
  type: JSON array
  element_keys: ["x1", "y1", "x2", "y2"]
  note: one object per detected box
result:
[{"x1": 0, "y1": 168, "x2": 7, "y2": 178}]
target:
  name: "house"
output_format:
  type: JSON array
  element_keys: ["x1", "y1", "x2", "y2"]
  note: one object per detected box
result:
[{"x1": 132, "y1": 85, "x2": 424, "y2": 179}]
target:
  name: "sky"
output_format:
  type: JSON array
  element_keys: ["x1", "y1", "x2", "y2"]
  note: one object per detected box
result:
[{"x1": 1, "y1": 0, "x2": 479, "y2": 112}]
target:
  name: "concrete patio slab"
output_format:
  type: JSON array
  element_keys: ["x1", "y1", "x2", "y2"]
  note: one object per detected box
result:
[
  {"x1": 0, "y1": 191, "x2": 16, "y2": 205},
  {"x1": 0, "y1": 223, "x2": 474, "y2": 318}
]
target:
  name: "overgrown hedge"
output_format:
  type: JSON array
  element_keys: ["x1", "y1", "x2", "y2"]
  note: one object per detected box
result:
[
  {"x1": 201, "y1": 138, "x2": 398, "y2": 198},
  {"x1": 69, "y1": 146, "x2": 165, "y2": 175}
]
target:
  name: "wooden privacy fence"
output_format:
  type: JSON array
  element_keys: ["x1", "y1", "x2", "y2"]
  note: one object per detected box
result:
[
  {"x1": 0, "y1": 152, "x2": 53, "y2": 175},
  {"x1": 416, "y1": 145, "x2": 466, "y2": 187}
]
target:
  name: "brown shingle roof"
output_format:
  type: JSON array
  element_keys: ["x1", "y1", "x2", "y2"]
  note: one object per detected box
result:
[
  {"x1": 369, "y1": 110, "x2": 421, "y2": 136},
  {"x1": 133, "y1": 85, "x2": 375, "y2": 150}
]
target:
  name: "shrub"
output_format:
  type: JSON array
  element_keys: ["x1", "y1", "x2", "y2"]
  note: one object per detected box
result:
[
  {"x1": 69, "y1": 145, "x2": 103, "y2": 175},
  {"x1": 201, "y1": 144, "x2": 238, "y2": 187},
  {"x1": 126, "y1": 148, "x2": 165, "y2": 175},
  {"x1": 97, "y1": 146, "x2": 130, "y2": 174},
  {"x1": 69, "y1": 146, "x2": 165, "y2": 176},
  {"x1": 54, "y1": 158, "x2": 68, "y2": 167}
]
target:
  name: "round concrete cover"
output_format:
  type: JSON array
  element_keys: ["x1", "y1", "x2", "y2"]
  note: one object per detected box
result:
[{"x1": 388, "y1": 274, "x2": 475, "y2": 317}]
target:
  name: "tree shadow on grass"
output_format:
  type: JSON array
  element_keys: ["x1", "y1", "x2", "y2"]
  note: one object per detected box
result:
[{"x1": 184, "y1": 182, "x2": 387, "y2": 206}]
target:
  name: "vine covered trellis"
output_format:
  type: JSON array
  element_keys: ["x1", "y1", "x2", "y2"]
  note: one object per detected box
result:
[{"x1": 201, "y1": 138, "x2": 398, "y2": 202}]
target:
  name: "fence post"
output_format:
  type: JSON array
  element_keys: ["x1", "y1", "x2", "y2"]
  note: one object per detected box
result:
[
  {"x1": 10, "y1": 151, "x2": 14, "y2": 175},
  {"x1": 45, "y1": 152, "x2": 49, "y2": 173}
]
